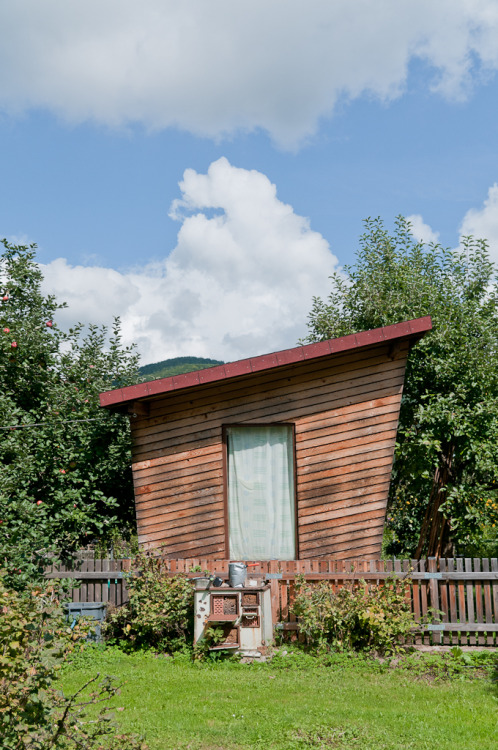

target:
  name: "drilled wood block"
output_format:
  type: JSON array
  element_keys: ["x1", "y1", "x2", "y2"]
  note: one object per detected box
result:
[
  {"x1": 242, "y1": 593, "x2": 259, "y2": 606},
  {"x1": 220, "y1": 626, "x2": 239, "y2": 645}
]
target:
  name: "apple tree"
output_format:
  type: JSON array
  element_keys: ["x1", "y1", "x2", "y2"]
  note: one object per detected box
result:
[
  {"x1": 0, "y1": 239, "x2": 140, "y2": 586},
  {"x1": 304, "y1": 217, "x2": 498, "y2": 557}
]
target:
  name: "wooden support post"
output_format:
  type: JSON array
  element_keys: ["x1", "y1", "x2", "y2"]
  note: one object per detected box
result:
[{"x1": 269, "y1": 560, "x2": 279, "y2": 626}]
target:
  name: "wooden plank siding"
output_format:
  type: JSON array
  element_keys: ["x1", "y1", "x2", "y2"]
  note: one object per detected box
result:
[{"x1": 130, "y1": 341, "x2": 409, "y2": 558}]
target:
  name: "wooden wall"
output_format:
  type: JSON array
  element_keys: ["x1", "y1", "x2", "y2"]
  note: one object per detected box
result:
[{"x1": 130, "y1": 340, "x2": 410, "y2": 559}]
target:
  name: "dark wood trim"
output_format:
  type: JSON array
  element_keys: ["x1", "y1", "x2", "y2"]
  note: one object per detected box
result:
[
  {"x1": 222, "y1": 425, "x2": 229, "y2": 557},
  {"x1": 128, "y1": 401, "x2": 150, "y2": 417},
  {"x1": 101, "y1": 317, "x2": 431, "y2": 408},
  {"x1": 223, "y1": 422, "x2": 298, "y2": 561},
  {"x1": 292, "y1": 422, "x2": 299, "y2": 560}
]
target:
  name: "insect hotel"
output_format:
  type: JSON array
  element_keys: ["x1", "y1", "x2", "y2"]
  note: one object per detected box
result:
[{"x1": 100, "y1": 316, "x2": 431, "y2": 654}]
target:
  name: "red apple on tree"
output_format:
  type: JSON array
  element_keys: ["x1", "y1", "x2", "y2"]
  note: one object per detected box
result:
[
  {"x1": 11, "y1": 341, "x2": 17, "y2": 348},
  {"x1": 46, "y1": 320, "x2": 53, "y2": 327},
  {"x1": 3, "y1": 327, "x2": 9, "y2": 333}
]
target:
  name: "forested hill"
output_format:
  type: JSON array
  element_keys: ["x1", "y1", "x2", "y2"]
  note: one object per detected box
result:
[{"x1": 139, "y1": 356, "x2": 224, "y2": 381}]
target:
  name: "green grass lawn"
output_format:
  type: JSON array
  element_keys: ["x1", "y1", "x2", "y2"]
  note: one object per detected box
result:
[{"x1": 60, "y1": 648, "x2": 498, "y2": 750}]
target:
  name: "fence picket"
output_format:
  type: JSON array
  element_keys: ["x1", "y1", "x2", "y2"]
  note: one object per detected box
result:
[
  {"x1": 481, "y1": 558, "x2": 493, "y2": 646},
  {"x1": 474, "y1": 558, "x2": 484, "y2": 646},
  {"x1": 288, "y1": 560, "x2": 298, "y2": 628},
  {"x1": 80, "y1": 559, "x2": 88, "y2": 606},
  {"x1": 122, "y1": 559, "x2": 130, "y2": 604},
  {"x1": 118, "y1": 559, "x2": 124, "y2": 604},
  {"x1": 456, "y1": 558, "x2": 466, "y2": 646},
  {"x1": 446, "y1": 558, "x2": 458, "y2": 646},
  {"x1": 410, "y1": 559, "x2": 421, "y2": 645},
  {"x1": 280, "y1": 562, "x2": 289, "y2": 623},
  {"x1": 465, "y1": 558, "x2": 476, "y2": 646},
  {"x1": 94, "y1": 558, "x2": 101, "y2": 603},
  {"x1": 492, "y1": 559, "x2": 498, "y2": 635},
  {"x1": 109, "y1": 559, "x2": 117, "y2": 606},
  {"x1": 427, "y1": 558, "x2": 440, "y2": 645},
  {"x1": 439, "y1": 559, "x2": 449, "y2": 645},
  {"x1": 102, "y1": 558, "x2": 109, "y2": 604},
  {"x1": 87, "y1": 559, "x2": 95, "y2": 603}
]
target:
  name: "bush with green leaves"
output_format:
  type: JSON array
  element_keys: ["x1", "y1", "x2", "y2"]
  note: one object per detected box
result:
[
  {"x1": 103, "y1": 551, "x2": 194, "y2": 652},
  {"x1": 291, "y1": 575, "x2": 415, "y2": 654},
  {"x1": 0, "y1": 240, "x2": 140, "y2": 586},
  {"x1": 0, "y1": 573, "x2": 147, "y2": 749}
]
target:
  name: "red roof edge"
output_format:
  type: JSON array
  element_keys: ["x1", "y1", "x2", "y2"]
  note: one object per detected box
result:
[{"x1": 99, "y1": 315, "x2": 432, "y2": 409}]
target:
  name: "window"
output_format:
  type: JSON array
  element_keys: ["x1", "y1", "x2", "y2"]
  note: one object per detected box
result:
[{"x1": 226, "y1": 424, "x2": 296, "y2": 560}]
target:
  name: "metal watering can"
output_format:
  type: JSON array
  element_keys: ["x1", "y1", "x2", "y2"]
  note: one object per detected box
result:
[{"x1": 228, "y1": 562, "x2": 258, "y2": 587}]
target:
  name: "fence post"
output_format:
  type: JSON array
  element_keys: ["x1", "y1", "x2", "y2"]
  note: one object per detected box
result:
[{"x1": 269, "y1": 560, "x2": 279, "y2": 625}]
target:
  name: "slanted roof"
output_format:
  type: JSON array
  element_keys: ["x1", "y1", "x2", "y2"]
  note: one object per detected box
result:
[{"x1": 99, "y1": 316, "x2": 432, "y2": 409}]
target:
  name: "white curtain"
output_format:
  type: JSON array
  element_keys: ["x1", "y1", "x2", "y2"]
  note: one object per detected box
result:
[{"x1": 227, "y1": 425, "x2": 295, "y2": 560}]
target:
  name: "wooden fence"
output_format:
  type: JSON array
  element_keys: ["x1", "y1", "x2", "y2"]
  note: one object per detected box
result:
[
  {"x1": 46, "y1": 557, "x2": 498, "y2": 647},
  {"x1": 46, "y1": 558, "x2": 131, "y2": 608}
]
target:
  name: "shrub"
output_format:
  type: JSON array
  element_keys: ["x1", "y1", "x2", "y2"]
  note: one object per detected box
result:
[
  {"x1": 0, "y1": 573, "x2": 146, "y2": 749},
  {"x1": 103, "y1": 551, "x2": 194, "y2": 652},
  {"x1": 291, "y1": 575, "x2": 415, "y2": 654}
]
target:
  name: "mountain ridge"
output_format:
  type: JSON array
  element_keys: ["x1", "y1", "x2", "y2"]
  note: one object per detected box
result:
[{"x1": 139, "y1": 356, "x2": 224, "y2": 381}]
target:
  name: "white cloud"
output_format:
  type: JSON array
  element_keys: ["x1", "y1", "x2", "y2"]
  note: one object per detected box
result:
[
  {"x1": 460, "y1": 184, "x2": 498, "y2": 264},
  {"x1": 2, "y1": 2, "x2": 498, "y2": 146},
  {"x1": 406, "y1": 186, "x2": 498, "y2": 265},
  {"x1": 406, "y1": 214, "x2": 440, "y2": 245},
  {"x1": 41, "y1": 158, "x2": 339, "y2": 363}
]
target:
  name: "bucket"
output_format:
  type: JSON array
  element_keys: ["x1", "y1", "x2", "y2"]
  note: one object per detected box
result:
[
  {"x1": 193, "y1": 577, "x2": 211, "y2": 590},
  {"x1": 228, "y1": 562, "x2": 247, "y2": 587},
  {"x1": 64, "y1": 602, "x2": 107, "y2": 641}
]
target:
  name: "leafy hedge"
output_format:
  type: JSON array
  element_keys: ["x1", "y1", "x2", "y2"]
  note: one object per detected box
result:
[
  {"x1": 103, "y1": 551, "x2": 194, "y2": 652},
  {"x1": 291, "y1": 575, "x2": 415, "y2": 653}
]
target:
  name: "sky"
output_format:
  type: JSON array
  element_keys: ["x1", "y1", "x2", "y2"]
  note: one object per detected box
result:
[{"x1": 2, "y1": 1, "x2": 498, "y2": 364}]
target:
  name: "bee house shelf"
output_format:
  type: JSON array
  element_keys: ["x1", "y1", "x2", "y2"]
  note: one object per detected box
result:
[{"x1": 194, "y1": 584, "x2": 273, "y2": 657}]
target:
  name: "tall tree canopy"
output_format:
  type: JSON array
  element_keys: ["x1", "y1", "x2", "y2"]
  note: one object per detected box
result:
[
  {"x1": 0, "y1": 240, "x2": 140, "y2": 585},
  {"x1": 305, "y1": 217, "x2": 498, "y2": 557}
]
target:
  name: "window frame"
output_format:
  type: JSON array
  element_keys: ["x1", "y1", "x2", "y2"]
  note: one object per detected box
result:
[{"x1": 222, "y1": 422, "x2": 299, "y2": 561}]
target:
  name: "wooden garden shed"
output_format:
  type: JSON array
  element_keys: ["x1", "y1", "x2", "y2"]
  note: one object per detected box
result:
[{"x1": 100, "y1": 316, "x2": 431, "y2": 561}]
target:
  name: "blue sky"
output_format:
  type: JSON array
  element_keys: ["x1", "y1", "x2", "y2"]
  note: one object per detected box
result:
[{"x1": 1, "y1": 2, "x2": 498, "y2": 364}]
